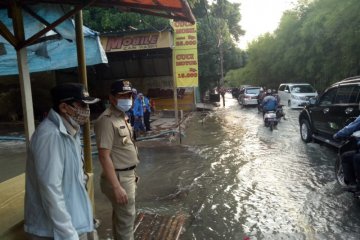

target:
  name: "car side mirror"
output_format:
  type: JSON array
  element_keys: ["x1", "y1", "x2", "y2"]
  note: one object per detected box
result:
[{"x1": 284, "y1": 89, "x2": 289, "y2": 93}]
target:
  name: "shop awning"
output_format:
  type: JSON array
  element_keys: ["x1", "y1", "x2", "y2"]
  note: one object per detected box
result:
[
  {"x1": 0, "y1": 0, "x2": 195, "y2": 24},
  {"x1": 0, "y1": 5, "x2": 108, "y2": 76}
]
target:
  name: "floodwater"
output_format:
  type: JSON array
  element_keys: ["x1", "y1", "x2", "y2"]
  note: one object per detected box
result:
[
  {"x1": 2, "y1": 94, "x2": 360, "y2": 239},
  {"x1": 129, "y1": 95, "x2": 360, "y2": 240}
]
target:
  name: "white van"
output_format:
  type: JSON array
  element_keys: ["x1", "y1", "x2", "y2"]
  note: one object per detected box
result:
[{"x1": 278, "y1": 83, "x2": 318, "y2": 109}]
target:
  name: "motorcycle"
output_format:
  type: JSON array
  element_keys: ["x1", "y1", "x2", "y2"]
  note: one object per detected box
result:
[
  {"x1": 335, "y1": 134, "x2": 360, "y2": 198},
  {"x1": 263, "y1": 110, "x2": 278, "y2": 131}
]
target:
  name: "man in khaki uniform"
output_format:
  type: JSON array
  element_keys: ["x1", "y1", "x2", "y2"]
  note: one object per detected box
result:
[{"x1": 94, "y1": 80, "x2": 139, "y2": 240}]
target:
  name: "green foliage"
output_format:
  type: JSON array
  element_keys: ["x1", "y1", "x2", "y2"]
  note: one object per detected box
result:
[
  {"x1": 227, "y1": 0, "x2": 360, "y2": 91},
  {"x1": 83, "y1": 8, "x2": 169, "y2": 32},
  {"x1": 195, "y1": 0, "x2": 245, "y2": 93}
]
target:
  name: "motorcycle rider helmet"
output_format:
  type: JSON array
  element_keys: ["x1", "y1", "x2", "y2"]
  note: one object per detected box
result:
[{"x1": 266, "y1": 89, "x2": 272, "y2": 95}]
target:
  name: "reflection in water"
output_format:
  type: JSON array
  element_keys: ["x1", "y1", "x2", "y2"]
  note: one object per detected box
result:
[
  {"x1": 134, "y1": 96, "x2": 360, "y2": 240},
  {"x1": 0, "y1": 141, "x2": 26, "y2": 182}
]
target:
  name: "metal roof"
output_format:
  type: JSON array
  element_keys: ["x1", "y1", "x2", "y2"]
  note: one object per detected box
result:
[{"x1": 0, "y1": 0, "x2": 195, "y2": 24}]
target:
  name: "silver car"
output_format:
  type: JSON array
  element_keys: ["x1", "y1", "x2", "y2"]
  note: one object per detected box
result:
[{"x1": 238, "y1": 87, "x2": 261, "y2": 106}]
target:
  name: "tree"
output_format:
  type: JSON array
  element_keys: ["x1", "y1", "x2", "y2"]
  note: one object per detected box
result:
[
  {"x1": 227, "y1": 0, "x2": 360, "y2": 91},
  {"x1": 195, "y1": 0, "x2": 245, "y2": 93}
]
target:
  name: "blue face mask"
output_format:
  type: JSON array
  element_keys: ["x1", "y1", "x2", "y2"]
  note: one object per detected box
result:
[{"x1": 116, "y1": 99, "x2": 132, "y2": 112}]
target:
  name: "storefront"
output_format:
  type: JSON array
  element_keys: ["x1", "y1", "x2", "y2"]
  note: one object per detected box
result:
[{"x1": 97, "y1": 27, "x2": 197, "y2": 111}]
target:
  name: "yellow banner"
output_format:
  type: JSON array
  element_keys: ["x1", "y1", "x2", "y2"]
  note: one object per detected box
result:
[
  {"x1": 173, "y1": 49, "x2": 198, "y2": 87},
  {"x1": 172, "y1": 21, "x2": 197, "y2": 50},
  {"x1": 100, "y1": 31, "x2": 172, "y2": 52},
  {"x1": 171, "y1": 21, "x2": 198, "y2": 87}
]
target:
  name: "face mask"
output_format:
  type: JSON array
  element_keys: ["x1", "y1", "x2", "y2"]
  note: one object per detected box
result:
[
  {"x1": 68, "y1": 104, "x2": 90, "y2": 126},
  {"x1": 116, "y1": 99, "x2": 132, "y2": 112},
  {"x1": 67, "y1": 115, "x2": 80, "y2": 129}
]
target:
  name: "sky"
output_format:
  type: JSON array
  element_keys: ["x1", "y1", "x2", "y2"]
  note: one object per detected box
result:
[{"x1": 232, "y1": 0, "x2": 295, "y2": 49}]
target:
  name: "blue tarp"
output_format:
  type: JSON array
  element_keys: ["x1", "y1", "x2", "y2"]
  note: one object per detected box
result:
[{"x1": 0, "y1": 4, "x2": 108, "y2": 76}]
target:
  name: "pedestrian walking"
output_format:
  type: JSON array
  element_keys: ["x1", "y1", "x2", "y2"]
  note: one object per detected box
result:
[
  {"x1": 219, "y1": 87, "x2": 226, "y2": 107},
  {"x1": 132, "y1": 93, "x2": 146, "y2": 136},
  {"x1": 24, "y1": 83, "x2": 99, "y2": 240},
  {"x1": 94, "y1": 80, "x2": 140, "y2": 240},
  {"x1": 138, "y1": 93, "x2": 151, "y2": 131}
]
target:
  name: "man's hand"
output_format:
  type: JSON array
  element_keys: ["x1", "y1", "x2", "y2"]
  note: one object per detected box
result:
[
  {"x1": 97, "y1": 148, "x2": 129, "y2": 205},
  {"x1": 113, "y1": 185, "x2": 128, "y2": 205}
]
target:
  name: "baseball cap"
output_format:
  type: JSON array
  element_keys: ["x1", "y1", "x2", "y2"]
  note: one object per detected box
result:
[
  {"x1": 51, "y1": 83, "x2": 100, "y2": 104},
  {"x1": 110, "y1": 80, "x2": 132, "y2": 95}
]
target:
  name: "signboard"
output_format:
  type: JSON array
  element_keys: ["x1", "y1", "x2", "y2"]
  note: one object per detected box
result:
[
  {"x1": 101, "y1": 31, "x2": 172, "y2": 52},
  {"x1": 171, "y1": 21, "x2": 198, "y2": 87}
]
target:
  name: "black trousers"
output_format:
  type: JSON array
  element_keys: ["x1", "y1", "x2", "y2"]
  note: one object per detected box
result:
[
  {"x1": 144, "y1": 110, "x2": 151, "y2": 131},
  {"x1": 341, "y1": 150, "x2": 360, "y2": 184}
]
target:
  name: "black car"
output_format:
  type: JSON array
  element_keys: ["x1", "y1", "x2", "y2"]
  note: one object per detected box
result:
[{"x1": 299, "y1": 76, "x2": 360, "y2": 147}]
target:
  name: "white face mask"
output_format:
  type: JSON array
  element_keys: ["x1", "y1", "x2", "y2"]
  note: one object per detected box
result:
[{"x1": 116, "y1": 99, "x2": 132, "y2": 112}]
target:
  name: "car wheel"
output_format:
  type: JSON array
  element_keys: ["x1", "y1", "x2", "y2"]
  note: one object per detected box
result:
[
  {"x1": 288, "y1": 100, "x2": 291, "y2": 107},
  {"x1": 300, "y1": 118, "x2": 312, "y2": 142}
]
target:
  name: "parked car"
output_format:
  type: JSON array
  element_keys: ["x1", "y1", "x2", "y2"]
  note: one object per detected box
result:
[
  {"x1": 278, "y1": 83, "x2": 318, "y2": 108},
  {"x1": 238, "y1": 86, "x2": 262, "y2": 106},
  {"x1": 299, "y1": 76, "x2": 360, "y2": 147}
]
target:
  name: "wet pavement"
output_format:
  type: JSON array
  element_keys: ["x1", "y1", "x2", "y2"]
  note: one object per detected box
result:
[
  {"x1": 1, "y1": 94, "x2": 360, "y2": 239},
  {"x1": 131, "y1": 94, "x2": 360, "y2": 240}
]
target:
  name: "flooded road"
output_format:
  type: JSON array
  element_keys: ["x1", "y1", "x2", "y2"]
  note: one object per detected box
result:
[
  {"x1": 127, "y1": 95, "x2": 360, "y2": 240},
  {"x1": 2, "y1": 94, "x2": 360, "y2": 239}
]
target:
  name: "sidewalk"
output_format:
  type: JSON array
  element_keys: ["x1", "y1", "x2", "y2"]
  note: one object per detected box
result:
[
  {"x1": 135, "y1": 111, "x2": 190, "y2": 146},
  {"x1": 148, "y1": 113, "x2": 178, "y2": 132}
]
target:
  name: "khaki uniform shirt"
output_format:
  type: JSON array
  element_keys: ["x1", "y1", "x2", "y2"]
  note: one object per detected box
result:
[{"x1": 94, "y1": 106, "x2": 139, "y2": 169}]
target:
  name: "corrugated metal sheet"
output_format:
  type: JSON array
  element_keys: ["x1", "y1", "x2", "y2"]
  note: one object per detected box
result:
[
  {"x1": 0, "y1": 0, "x2": 195, "y2": 24},
  {"x1": 0, "y1": 5, "x2": 107, "y2": 75},
  {"x1": 134, "y1": 212, "x2": 186, "y2": 240}
]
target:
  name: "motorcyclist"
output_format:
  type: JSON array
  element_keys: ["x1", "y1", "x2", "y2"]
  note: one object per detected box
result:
[
  {"x1": 261, "y1": 89, "x2": 278, "y2": 115},
  {"x1": 271, "y1": 89, "x2": 285, "y2": 120},
  {"x1": 272, "y1": 89, "x2": 281, "y2": 103},
  {"x1": 257, "y1": 87, "x2": 265, "y2": 113},
  {"x1": 333, "y1": 115, "x2": 360, "y2": 195},
  {"x1": 258, "y1": 87, "x2": 266, "y2": 103}
]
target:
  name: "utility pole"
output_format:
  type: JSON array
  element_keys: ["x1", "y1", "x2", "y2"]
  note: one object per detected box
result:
[
  {"x1": 219, "y1": 36, "x2": 224, "y2": 87},
  {"x1": 218, "y1": 35, "x2": 225, "y2": 107}
]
